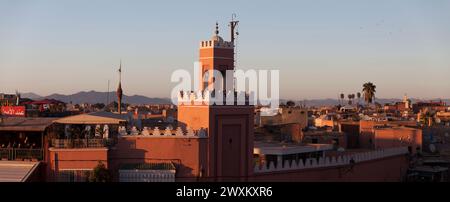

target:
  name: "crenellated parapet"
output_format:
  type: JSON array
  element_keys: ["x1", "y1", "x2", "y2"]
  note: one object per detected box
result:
[
  {"x1": 200, "y1": 39, "x2": 233, "y2": 49},
  {"x1": 177, "y1": 90, "x2": 254, "y2": 106},
  {"x1": 118, "y1": 126, "x2": 208, "y2": 138},
  {"x1": 254, "y1": 147, "x2": 409, "y2": 173}
]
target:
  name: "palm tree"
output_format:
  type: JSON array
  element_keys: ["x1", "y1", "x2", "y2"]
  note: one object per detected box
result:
[
  {"x1": 347, "y1": 94, "x2": 357, "y2": 105},
  {"x1": 340, "y1": 93, "x2": 345, "y2": 105},
  {"x1": 362, "y1": 82, "x2": 376, "y2": 105},
  {"x1": 353, "y1": 94, "x2": 356, "y2": 105},
  {"x1": 357, "y1": 92, "x2": 361, "y2": 104}
]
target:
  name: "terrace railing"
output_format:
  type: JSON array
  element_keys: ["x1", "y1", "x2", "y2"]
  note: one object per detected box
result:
[
  {"x1": 0, "y1": 148, "x2": 43, "y2": 161},
  {"x1": 51, "y1": 138, "x2": 115, "y2": 149}
]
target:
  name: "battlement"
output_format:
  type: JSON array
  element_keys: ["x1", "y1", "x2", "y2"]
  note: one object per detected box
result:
[
  {"x1": 177, "y1": 90, "x2": 254, "y2": 106},
  {"x1": 200, "y1": 40, "x2": 233, "y2": 49},
  {"x1": 118, "y1": 126, "x2": 208, "y2": 138},
  {"x1": 254, "y1": 147, "x2": 409, "y2": 173}
]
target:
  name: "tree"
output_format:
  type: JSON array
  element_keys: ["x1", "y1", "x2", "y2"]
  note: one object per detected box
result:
[
  {"x1": 88, "y1": 161, "x2": 111, "y2": 182},
  {"x1": 106, "y1": 101, "x2": 128, "y2": 112},
  {"x1": 92, "y1": 103, "x2": 105, "y2": 110},
  {"x1": 362, "y1": 82, "x2": 376, "y2": 105},
  {"x1": 420, "y1": 110, "x2": 436, "y2": 127},
  {"x1": 356, "y1": 92, "x2": 361, "y2": 105},
  {"x1": 347, "y1": 94, "x2": 356, "y2": 105},
  {"x1": 286, "y1": 100, "x2": 296, "y2": 107}
]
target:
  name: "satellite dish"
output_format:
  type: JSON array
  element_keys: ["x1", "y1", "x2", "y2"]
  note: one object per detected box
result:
[
  {"x1": 429, "y1": 144, "x2": 436, "y2": 153},
  {"x1": 337, "y1": 147, "x2": 345, "y2": 152}
]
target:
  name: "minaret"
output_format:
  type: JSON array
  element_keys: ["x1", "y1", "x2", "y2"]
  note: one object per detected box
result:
[
  {"x1": 177, "y1": 17, "x2": 254, "y2": 181},
  {"x1": 117, "y1": 60, "x2": 123, "y2": 114},
  {"x1": 199, "y1": 22, "x2": 235, "y2": 91}
]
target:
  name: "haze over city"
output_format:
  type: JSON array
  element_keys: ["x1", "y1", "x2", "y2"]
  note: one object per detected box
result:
[
  {"x1": 3, "y1": 0, "x2": 450, "y2": 189},
  {"x1": 1, "y1": 0, "x2": 450, "y2": 100}
]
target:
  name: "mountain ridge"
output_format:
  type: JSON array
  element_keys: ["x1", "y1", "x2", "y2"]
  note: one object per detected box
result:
[
  {"x1": 20, "y1": 91, "x2": 449, "y2": 106},
  {"x1": 21, "y1": 91, "x2": 171, "y2": 105}
]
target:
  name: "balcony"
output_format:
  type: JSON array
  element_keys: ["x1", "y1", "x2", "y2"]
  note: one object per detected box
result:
[
  {"x1": 0, "y1": 148, "x2": 44, "y2": 161},
  {"x1": 51, "y1": 138, "x2": 115, "y2": 149}
]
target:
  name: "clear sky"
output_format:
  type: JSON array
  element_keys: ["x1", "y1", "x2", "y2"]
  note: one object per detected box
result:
[{"x1": 1, "y1": 0, "x2": 449, "y2": 100}]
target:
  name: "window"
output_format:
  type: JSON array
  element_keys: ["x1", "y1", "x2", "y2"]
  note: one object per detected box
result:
[
  {"x1": 311, "y1": 138, "x2": 318, "y2": 144},
  {"x1": 203, "y1": 70, "x2": 210, "y2": 89}
]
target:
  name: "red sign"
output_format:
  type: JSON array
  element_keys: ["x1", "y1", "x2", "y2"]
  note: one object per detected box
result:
[{"x1": 1, "y1": 106, "x2": 26, "y2": 117}]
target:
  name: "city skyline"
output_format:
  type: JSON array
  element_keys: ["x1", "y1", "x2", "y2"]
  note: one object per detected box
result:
[{"x1": 1, "y1": 0, "x2": 450, "y2": 99}]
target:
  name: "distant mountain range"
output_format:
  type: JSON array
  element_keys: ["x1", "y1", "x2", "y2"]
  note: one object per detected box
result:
[
  {"x1": 285, "y1": 98, "x2": 450, "y2": 107},
  {"x1": 21, "y1": 91, "x2": 171, "y2": 105},
  {"x1": 20, "y1": 91, "x2": 449, "y2": 106}
]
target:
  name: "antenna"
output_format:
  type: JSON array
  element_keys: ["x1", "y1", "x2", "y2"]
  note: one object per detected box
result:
[
  {"x1": 229, "y1": 13, "x2": 239, "y2": 44},
  {"x1": 229, "y1": 13, "x2": 239, "y2": 67},
  {"x1": 107, "y1": 80, "x2": 110, "y2": 107},
  {"x1": 229, "y1": 13, "x2": 239, "y2": 91}
]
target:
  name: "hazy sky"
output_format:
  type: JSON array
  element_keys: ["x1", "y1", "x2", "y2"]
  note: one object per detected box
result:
[{"x1": 1, "y1": 0, "x2": 450, "y2": 99}]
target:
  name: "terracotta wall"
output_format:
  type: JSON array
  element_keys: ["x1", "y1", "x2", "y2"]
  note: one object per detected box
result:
[
  {"x1": 251, "y1": 154, "x2": 409, "y2": 182},
  {"x1": 178, "y1": 105, "x2": 254, "y2": 181},
  {"x1": 374, "y1": 128, "x2": 422, "y2": 153},
  {"x1": 108, "y1": 137, "x2": 208, "y2": 181},
  {"x1": 47, "y1": 148, "x2": 108, "y2": 181},
  {"x1": 339, "y1": 122, "x2": 360, "y2": 149},
  {"x1": 48, "y1": 148, "x2": 108, "y2": 170}
]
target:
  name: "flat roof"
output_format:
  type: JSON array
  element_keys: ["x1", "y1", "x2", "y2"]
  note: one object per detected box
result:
[
  {"x1": 374, "y1": 126, "x2": 419, "y2": 131},
  {"x1": 0, "y1": 161, "x2": 40, "y2": 182},
  {"x1": 0, "y1": 117, "x2": 57, "y2": 132},
  {"x1": 54, "y1": 111, "x2": 127, "y2": 125},
  {"x1": 254, "y1": 141, "x2": 334, "y2": 155}
]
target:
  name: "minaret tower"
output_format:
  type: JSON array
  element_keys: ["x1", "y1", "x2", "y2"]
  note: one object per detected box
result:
[
  {"x1": 199, "y1": 22, "x2": 235, "y2": 91},
  {"x1": 117, "y1": 60, "x2": 123, "y2": 114},
  {"x1": 178, "y1": 16, "x2": 254, "y2": 181}
]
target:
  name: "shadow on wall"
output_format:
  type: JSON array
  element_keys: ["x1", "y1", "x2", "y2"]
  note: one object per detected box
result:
[{"x1": 110, "y1": 129, "x2": 203, "y2": 182}]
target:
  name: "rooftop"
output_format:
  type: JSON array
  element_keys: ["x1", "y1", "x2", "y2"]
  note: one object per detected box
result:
[
  {"x1": 54, "y1": 111, "x2": 128, "y2": 125},
  {"x1": 0, "y1": 161, "x2": 40, "y2": 182},
  {"x1": 374, "y1": 126, "x2": 419, "y2": 131},
  {"x1": 254, "y1": 141, "x2": 333, "y2": 155}
]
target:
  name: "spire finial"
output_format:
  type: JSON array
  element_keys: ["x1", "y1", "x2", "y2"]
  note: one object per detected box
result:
[
  {"x1": 215, "y1": 22, "x2": 219, "y2": 36},
  {"x1": 119, "y1": 59, "x2": 122, "y2": 72},
  {"x1": 117, "y1": 59, "x2": 123, "y2": 114},
  {"x1": 118, "y1": 59, "x2": 122, "y2": 82}
]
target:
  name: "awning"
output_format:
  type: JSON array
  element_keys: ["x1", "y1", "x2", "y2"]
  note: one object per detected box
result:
[
  {"x1": 54, "y1": 111, "x2": 128, "y2": 125},
  {"x1": 0, "y1": 117, "x2": 57, "y2": 132}
]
